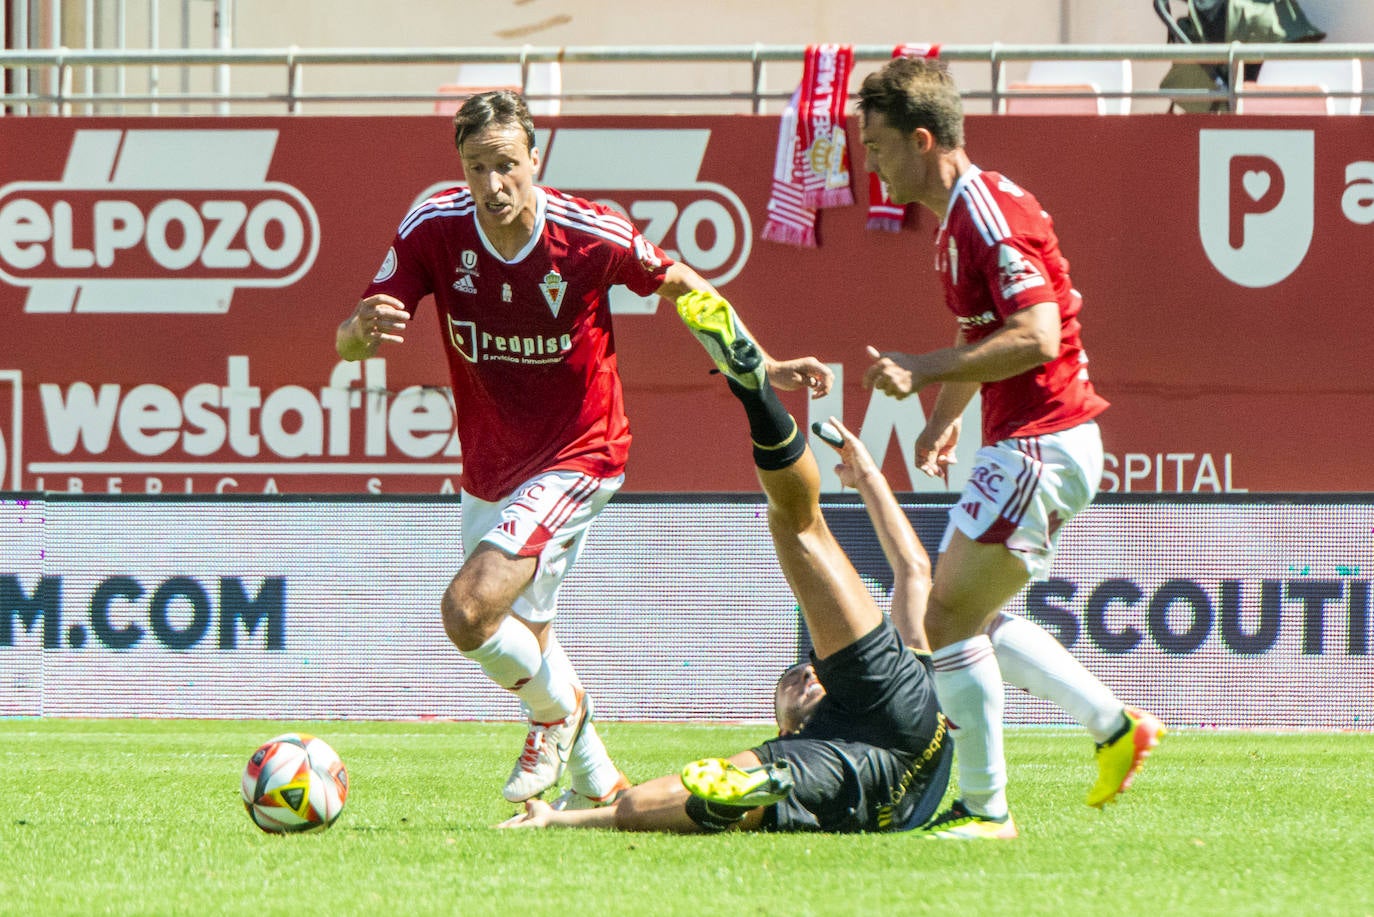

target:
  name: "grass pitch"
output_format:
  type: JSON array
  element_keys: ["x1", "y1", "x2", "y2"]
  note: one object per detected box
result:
[{"x1": 2, "y1": 720, "x2": 1371, "y2": 916}]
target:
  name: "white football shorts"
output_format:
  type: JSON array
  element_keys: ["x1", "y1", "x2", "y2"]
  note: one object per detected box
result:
[
  {"x1": 940, "y1": 420, "x2": 1103, "y2": 580},
  {"x1": 462, "y1": 469, "x2": 624, "y2": 624}
]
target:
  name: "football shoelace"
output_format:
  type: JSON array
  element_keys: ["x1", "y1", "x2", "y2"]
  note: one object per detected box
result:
[{"x1": 516, "y1": 726, "x2": 549, "y2": 770}]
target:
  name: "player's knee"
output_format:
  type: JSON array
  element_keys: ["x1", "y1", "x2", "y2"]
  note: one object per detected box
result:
[
  {"x1": 766, "y1": 501, "x2": 823, "y2": 539},
  {"x1": 440, "y1": 587, "x2": 502, "y2": 651}
]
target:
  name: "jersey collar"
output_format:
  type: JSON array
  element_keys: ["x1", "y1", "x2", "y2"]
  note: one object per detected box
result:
[
  {"x1": 475, "y1": 185, "x2": 547, "y2": 264},
  {"x1": 941, "y1": 164, "x2": 982, "y2": 230}
]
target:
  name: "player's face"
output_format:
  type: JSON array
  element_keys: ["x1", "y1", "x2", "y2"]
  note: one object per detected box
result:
[
  {"x1": 458, "y1": 123, "x2": 541, "y2": 232},
  {"x1": 859, "y1": 110, "x2": 926, "y2": 206},
  {"x1": 773, "y1": 662, "x2": 825, "y2": 735}
]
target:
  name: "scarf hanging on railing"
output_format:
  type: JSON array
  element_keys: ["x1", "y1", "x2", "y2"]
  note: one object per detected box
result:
[
  {"x1": 762, "y1": 44, "x2": 855, "y2": 247},
  {"x1": 866, "y1": 42, "x2": 941, "y2": 232}
]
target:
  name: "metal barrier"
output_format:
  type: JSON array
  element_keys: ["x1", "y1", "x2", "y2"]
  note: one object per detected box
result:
[{"x1": 1, "y1": 41, "x2": 1372, "y2": 115}]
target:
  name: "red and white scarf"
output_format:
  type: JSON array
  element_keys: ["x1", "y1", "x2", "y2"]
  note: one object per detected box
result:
[
  {"x1": 762, "y1": 44, "x2": 855, "y2": 247},
  {"x1": 866, "y1": 43, "x2": 942, "y2": 232}
]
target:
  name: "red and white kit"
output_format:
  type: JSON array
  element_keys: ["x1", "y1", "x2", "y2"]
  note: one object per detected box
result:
[
  {"x1": 935, "y1": 165, "x2": 1110, "y2": 575},
  {"x1": 364, "y1": 185, "x2": 673, "y2": 503}
]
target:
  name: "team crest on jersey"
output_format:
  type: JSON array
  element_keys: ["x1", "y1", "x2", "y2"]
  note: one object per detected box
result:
[
  {"x1": 447, "y1": 317, "x2": 478, "y2": 362},
  {"x1": 502, "y1": 283, "x2": 512, "y2": 303},
  {"x1": 452, "y1": 274, "x2": 477, "y2": 295},
  {"x1": 540, "y1": 269, "x2": 568, "y2": 317},
  {"x1": 457, "y1": 249, "x2": 480, "y2": 275},
  {"x1": 996, "y1": 244, "x2": 1045, "y2": 298}
]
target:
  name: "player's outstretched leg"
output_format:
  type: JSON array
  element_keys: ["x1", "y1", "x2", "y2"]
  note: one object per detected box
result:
[
  {"x1": 677, "y1": 289, "x2": 881, "y2": 663},
  {"x1": 677, "y1": 290, "x2": 769, "y2": 390},
  {"x1": 1087, "y1": 706, "x2": 1166, "y2": 808},
  {"x1": 676, "y1": 291, "x2": 805, "y2": 473}
]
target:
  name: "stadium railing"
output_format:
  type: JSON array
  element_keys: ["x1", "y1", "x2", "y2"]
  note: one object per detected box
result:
[{"x1": 0, "y1": 42, "x2": 1372, "y2": 115}]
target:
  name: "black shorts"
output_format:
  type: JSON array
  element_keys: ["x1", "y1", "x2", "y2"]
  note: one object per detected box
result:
[{"x1": 751, "y1": 620, "x2": 951, "y2": 833}]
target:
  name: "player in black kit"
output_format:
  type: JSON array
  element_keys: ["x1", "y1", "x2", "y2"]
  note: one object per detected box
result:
[{"x1": 497, "y1": 291, "x2": 950, "y2": 834}]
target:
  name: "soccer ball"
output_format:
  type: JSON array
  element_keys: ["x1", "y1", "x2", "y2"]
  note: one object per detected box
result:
[{"x1": 241, "y1": 733, "x2": 348, "y2": 834}]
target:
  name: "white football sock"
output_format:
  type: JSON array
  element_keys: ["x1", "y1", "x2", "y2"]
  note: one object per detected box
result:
[
  {"x1": 461, "y1": 617, "x2": 576, "y2": 722},
  {"x1": 542, "y1": 633, "x2": 621, "y2": 796},
  {"x1": 989, "y1": 612, "x2": 1126, "y2": 743},
  {"x1": 932, "y1": 635, "x2": 1008, "y2": 818}
]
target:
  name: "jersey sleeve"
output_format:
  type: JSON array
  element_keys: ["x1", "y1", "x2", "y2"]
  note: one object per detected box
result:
[
  {"x1": 361, "y1": 222, "x2": 434, "y2": 310},
  {"x1": 607, "y1": 227, "x2": 674, "y2": 297},
  {"x1": 975, "y1": 233, "x2": 1056, "y2": 318}
]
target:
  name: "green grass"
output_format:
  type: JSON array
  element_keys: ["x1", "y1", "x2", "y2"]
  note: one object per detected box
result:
[{"x1": 2, "y1": 721, "x2": 1372, "y2": 916}]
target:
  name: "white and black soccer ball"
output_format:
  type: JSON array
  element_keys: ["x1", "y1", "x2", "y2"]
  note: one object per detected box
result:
[{"x1": 241, "y1": 733, "x2": 348, "y2": 834}]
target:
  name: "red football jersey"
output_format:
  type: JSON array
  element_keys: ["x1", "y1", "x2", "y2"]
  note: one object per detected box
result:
[
  {"x1": 364, "y1": 186, "x2": 672, "y2": 501},
  {"x1": 935, "y1": 166, "x2": 1109, "y2": 444}
]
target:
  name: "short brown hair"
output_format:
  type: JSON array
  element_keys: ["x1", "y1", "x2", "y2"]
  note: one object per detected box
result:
[
  {"x1": 857, "y1": 57, "x2": 965, "y2": 149},
  {"x1": 453, "y1": 89, "x2": 536, "y2": 153}
]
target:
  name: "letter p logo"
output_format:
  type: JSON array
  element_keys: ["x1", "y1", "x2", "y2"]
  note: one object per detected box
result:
[{"x1": 1199, "y1": 130, "x2": 1313, "y2": 288}]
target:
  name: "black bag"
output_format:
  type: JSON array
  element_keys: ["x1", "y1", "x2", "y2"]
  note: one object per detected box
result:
[{"x1": 1156, "y1": 0, "x2": 1327, "y2": 111}]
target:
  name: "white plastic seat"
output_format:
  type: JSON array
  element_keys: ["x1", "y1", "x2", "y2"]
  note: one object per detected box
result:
[
  {"x1": 1235, "y1": 81, "x2": 1332, "y2": 114},
  {"x1": 1003, "y1": 60, "x2": 1132, "y2": 115},
  {"x1": 436, "y1": 62, "x2": 562, "y2": 116},
  {"x1": 1004, "y1": 82, "x2": 1104, "y2": 114},
  {"x1": 1250, "y1": 58, "x2": 1362, "y2": 114}
]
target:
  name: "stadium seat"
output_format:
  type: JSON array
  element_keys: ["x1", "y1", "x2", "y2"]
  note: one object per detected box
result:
[
  {"x1": 435, "y1": 62, "x2": 562, "y2": 116},
  {"x1": 1004, "y1": 83, "x2": 1104, "y2": 114},
  {"x1": 1003, "y1": 59, "x2": 1132, "y2": 115},
  {"x1": 1234, "y1": 81, "x2": 1332, "y2": 114},
  {"x1": 1238, "y1": 58, "x2": 1363, "y2": 114}
]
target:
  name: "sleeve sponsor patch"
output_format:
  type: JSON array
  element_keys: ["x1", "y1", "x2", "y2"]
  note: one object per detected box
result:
[
  {"x1": 372, "y1": 247, "x2": 398, "y2": 283},
  {"x1": 996, "y1": 243, "x2": 1045, "y2": 298}
]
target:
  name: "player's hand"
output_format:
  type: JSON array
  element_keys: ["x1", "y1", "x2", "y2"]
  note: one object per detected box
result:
[
  {"x1": 862, "y1": 345, "x2": 917, "y2": 399},
  {"x1": 766, "y1": 356, "x2": 834, "y2": 398},
  {"x1": 914, "y1": 417, "x2": 960, "y2": 482},
  {"x1": 815, "y1": 416, "x2": 880, "y2": 488},
  {"x1": 495, "y1": 798, "x2": 554, "y2": 829},
  {"x1": 339, "y1": 294, "x2": 411, "y2": 359}
]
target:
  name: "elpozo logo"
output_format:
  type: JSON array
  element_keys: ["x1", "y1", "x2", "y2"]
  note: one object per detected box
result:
[
  {"x1": 0, "y1": 129, "x2": 320, "y2": 313},
  {"x1": 1198, "y1": 129, "x2": 1313, "y2": 289}
]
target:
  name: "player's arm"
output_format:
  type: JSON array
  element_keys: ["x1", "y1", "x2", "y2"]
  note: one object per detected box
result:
[
  {"x1": 864, "y1": 300, "x2": 1061, "y2": 396},
  {"x1": 498, "y1": 756, "x2": 769, "y2": 833},
  {"x1": 816, "y1": 418, "x2": 932, "y2": 651},
  {"x1": 656, "y1": 262, "x2": 833, "y2": 397},
  {"x1": 336, "y1": 293, "x2": 413, "y2": 362},
  {"x1": 496, "y1": 774, "x2": 717, "y2": 833}
]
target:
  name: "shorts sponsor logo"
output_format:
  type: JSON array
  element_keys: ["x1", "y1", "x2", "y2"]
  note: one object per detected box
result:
[{"x1": 0, "y1": 129, "x2": 320, "y2": 313}]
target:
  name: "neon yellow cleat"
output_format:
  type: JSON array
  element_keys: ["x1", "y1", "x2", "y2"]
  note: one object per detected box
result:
[
  {"x1": 1087, "y1": 706, "x2": 1166, "y2": 808},
  {"x1": 680, "y1": 757, "x2": 794, "y2": 808},
  {"x1": 675, "y1": 290, "x2": 767, "y2": 390},
  {"x1": 920, "y1": 800, "x2": 1018, "y2": 840}
]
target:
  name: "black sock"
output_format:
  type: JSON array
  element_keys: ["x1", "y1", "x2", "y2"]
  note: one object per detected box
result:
[
  {"x1": 724, "y1": 376, "x2": 806, "y2": 471},
  {"x1": 684, "y1": 793, "x2": 753, "y2": 832}
]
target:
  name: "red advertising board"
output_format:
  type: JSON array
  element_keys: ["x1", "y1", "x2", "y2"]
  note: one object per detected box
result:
[{"x1": 0, "y1": 115, "x2": 1369, "y2": 494}]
